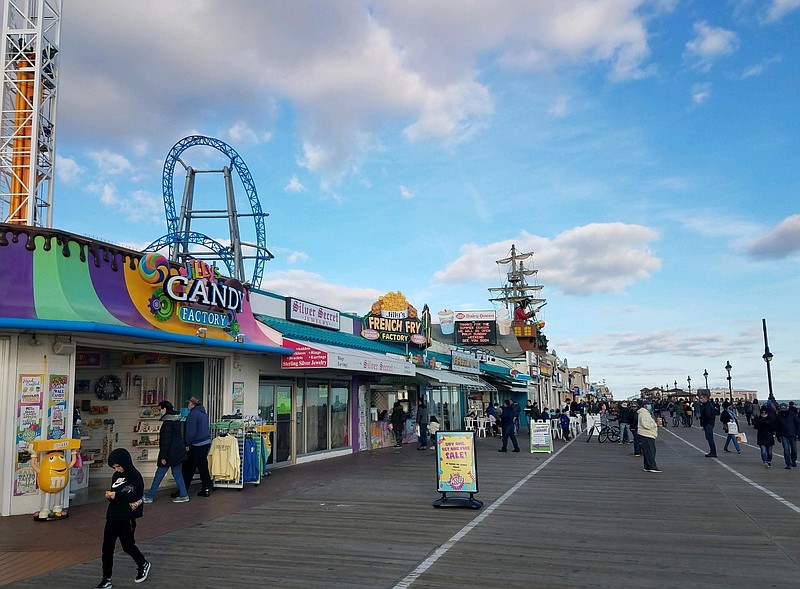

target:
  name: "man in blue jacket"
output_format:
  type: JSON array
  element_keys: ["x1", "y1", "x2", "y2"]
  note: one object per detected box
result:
[
  {"x1": 498, "y1": 399, "x2": 520, "y2": 452},
  {"x1": 181, "y1": 396, "x2": 213, "y2": 497}
]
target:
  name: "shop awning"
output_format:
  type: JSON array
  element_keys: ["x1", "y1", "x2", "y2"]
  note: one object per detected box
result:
[
  {"x1": 415, "y1": 366, "x2": 480, "y2": 387},
  {"x1": 281, "y1": 339, "x2": 414, "y2": 376},
  {"x1": 457, "y1": 373, "x2": 498, "y2": 393}
]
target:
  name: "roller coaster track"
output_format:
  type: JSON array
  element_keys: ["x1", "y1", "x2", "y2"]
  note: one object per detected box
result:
[{"x1": 144, "y1": 135, "x2": 270, "y2": 287}]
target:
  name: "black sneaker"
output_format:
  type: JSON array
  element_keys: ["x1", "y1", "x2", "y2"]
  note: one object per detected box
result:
[
  {"x1": 498, "y1": 449, "x2": 507, "y2": 452},
  {"x1": 512, "y1": 448, "x2": 521, "y2": 452},
  {"x1": 169, "y1": 491, "x2": 179, "y2": 498},
  {"x1": 197, "y1": 489, "x2": 211, "y2": 497},
  {"x1": 95, "y1": 580, "x2": 112, "y2": 589},
  {"x1": 135, "y1": 561, "x2": 150, "y2": 583}
]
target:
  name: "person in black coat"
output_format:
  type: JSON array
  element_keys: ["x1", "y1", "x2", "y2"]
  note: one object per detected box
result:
[
  {"x1": 390, "y1": 401, "x2": 406, "y2": 448},
  {"x1": 699, "y1": 391, "x2": 717, "y2": 457},
  {"x1": 776, "y1": 403, "x2": 800, "y2": 469},
  {"x1": 143, "y1": 400, "x2": 190, "y2": 502},
  {"x1": 753, "y1": 407, "x2": 776, "y2": 467},
  {"x1": 98, "y1": 448, "x2": 150, "y2": 587}
]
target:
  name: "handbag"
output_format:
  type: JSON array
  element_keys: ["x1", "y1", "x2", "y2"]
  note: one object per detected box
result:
[{"x1": 727, "y1": 420, "x2": 739, "y2": 435}]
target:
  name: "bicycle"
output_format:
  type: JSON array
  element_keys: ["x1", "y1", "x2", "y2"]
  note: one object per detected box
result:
[{"x1": 585, "y1": 419, "x2": 620, "y2": 443}]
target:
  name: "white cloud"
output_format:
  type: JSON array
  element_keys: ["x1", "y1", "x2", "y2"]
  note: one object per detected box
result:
[
  {"x1": 87, "y1": 150, "x2": 134, "y2": 175},
  {"x1": 433, "y1": 224, "x2": 661, "y2": 295},
  {"x1": 684, "y1": 21, "x2": 739, "y2": 72},
  {"x1": 87, "y1": 182, "x2": 119, "y2": 205},
  {"x1": 399, "y1": 185, "x2": 415, "y2": 200},
  {"x1": 286, "y1": 251, "x2": 309, "y2": 264},
  {"x1": 548, "y1": 96, "x2": 570, "y2": 118},
  {"x1": 263, "y1": 269, "x2": 383, "y2": 314},
  {"x1": 691, "y1": 82, "x2": 712, "y2": 105},
  {"x1": 86, "y1": 183, "x2": 161, "y2": 223},
  {"x1": 762, "y1": 0, "x2": 800, "y2": 22},
  {"x1": 55, "y1": 156, "x2": 85, "y2": 184},
  {"x1": 741, "y1": 55, "x2": 783, "y2": 79},
  {"x1": 59, "y1": 1, "x2": 657, "y2": 182},
  {"x1": 224, "y1": 121, "x2": 270, "y2": 146},
  {"x1": 745, "y1": 214, "x2": 800, "y2": 259},
  {"x1": 284, "y1": 175, "x2": 305, "y2": 193}
]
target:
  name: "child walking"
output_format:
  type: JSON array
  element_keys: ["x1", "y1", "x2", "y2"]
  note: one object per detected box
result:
[{"x1": 97, "y1": 448, "x2": 151, "y2": 588}]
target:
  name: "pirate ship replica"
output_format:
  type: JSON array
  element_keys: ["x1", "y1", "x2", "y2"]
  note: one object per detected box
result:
[{"x1": 488, "y1": 244, "x2": 548, "y2": 353}]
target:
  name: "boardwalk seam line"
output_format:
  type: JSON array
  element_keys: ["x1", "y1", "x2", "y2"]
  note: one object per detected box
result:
[
  {"x1": 391, "y1": 436, "x2": 576, "y2": 589},
  {"x1": 663, "y1": 427, "x2": 800, "y2": 515}
]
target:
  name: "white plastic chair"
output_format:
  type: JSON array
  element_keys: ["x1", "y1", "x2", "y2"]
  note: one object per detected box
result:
[{"x1": 476, "y1": 418, "x2": 487, "y2": 437}]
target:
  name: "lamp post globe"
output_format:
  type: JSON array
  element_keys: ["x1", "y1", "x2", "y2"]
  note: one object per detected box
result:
[{"x1": 725, "y1": 361, "x2": 733, "y2": 404}]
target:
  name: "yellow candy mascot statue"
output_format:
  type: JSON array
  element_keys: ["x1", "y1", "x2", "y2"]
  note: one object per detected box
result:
[{"x1": 29, "y1": 439, "x2": 81, "y2": 521}]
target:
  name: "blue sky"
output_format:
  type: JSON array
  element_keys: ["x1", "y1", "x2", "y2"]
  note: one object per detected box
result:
[{"x1": 50, "y1": 1, "x2": 799, "y2": 397}]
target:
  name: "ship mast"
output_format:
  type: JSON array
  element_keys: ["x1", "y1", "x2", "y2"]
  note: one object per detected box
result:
[
  {"x1": 489, "y1": 243, "x2": 548, "y2": 352},
  {"x1": 488, "y1": 244, "x2": 546, "y2": 310}
]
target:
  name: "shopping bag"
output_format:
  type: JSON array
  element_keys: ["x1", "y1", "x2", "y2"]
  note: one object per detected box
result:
[
  {"x1": 728, "y1": 421, "x2": 739, "y2": 435},
  {"x1": 735, "y1": 432, "x2": 747, "y2": 444}
]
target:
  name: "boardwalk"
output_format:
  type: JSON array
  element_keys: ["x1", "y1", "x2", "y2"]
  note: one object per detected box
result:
[{"x1": 2, "y1": 424, "x2": 799, "y2": 588}]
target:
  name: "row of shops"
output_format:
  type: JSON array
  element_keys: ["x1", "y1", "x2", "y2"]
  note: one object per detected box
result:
[{"x1": 0, "y1": 225, "x2": 584, "y2": 517}]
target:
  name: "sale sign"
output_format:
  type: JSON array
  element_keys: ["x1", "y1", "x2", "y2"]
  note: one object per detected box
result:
[{"x1": 435, "y1": 431, "x2": 478, "y2": 493}]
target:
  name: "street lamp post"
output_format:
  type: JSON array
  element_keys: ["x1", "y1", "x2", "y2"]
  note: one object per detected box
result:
[
  {"x1": 687, "y1": 375, "x2": 692, "y2": 399},
  {"x1": 762, "y1": 318, "x2": 775, "y2": 404},
  {"x1": 674, "y1": 380, "x2": 678, "y2": 397},
  {"x1": 703, "y1": 369, "x2": 708, "y2": 391},
  {"x1": 725, "y1": 361, "x2": 733, "y2": 404}
]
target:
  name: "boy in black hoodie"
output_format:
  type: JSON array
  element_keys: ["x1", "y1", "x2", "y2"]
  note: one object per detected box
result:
[{"x1": 97, "y1": 448, "x2": 151, "y2": 588}]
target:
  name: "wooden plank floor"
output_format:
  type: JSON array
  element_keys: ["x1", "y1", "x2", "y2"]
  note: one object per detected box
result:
[{"x1": 3, "y1": 424, "x2": 800, "y2": 588}]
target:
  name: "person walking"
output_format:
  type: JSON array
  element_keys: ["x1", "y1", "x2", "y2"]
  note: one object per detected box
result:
[
  {"x1": 180, "y1": 396, "x2": 213, "y2": 497},
  {"x1": 416, "y1": 398, "x2": 430, "y2": 450},
  {"x1": 775, "y1": 403, "x2": 800, "y2": 469},
  {"x1": 523, "y1": 399, "x2": 533, "y2": 431},
  {"x1": 637, "y1": 399, "x2": 660, "y2": 472},
  {"x1": 498, "y1": 399, "x2": 520, "y2": 452},
  {"x1": 142, "y1": 400, "x2": 189, "y2": 504},
  {"x1": 96, "y1": 448, "x2": 150, "y2": 588},
  {"x1": 390, "y1": 401, "x2": 405, "y2": 448},
  {"x1": 744, "y1": 399, "x2": 754, "y2": 426},
  {"x1": 699, "y1": 391, "x2": 717, "y2": 457},
  {"x1": 720, "y1": 402, "x2": 742, "y2": 454},
  {"x1": 754, "y1": 406, "x2": 776, "y2": 468},
  {"x1": 618, "y1": 402, "x2": 634, "y2": 444}
]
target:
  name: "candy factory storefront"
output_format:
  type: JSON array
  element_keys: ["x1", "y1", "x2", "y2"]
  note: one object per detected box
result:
[{"x1": 0, "y1": 225, "x2": 292, "y2": 516}]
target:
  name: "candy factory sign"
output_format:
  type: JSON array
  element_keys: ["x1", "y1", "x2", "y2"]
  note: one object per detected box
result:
[{"x1": 138, "y1": 253, "x2": 245, "y2": 334}]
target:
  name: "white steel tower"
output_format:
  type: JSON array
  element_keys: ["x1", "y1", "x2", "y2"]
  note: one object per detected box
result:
[{"x1": 0, "y1": 0, "x2": 61, "y2": 226}]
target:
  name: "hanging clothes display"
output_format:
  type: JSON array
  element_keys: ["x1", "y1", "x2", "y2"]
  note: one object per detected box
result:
[{"x1": 208, "y1": 419, "x2": 265, "y2": 489}]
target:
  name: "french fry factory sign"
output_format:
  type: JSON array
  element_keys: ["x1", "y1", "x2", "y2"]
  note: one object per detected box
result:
[{"x1": 361, "y1": 291, "x2": 424, "y2": 344}]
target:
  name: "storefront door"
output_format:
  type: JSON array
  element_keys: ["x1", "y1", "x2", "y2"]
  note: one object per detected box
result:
[
  {"x1": 175, "y1": 360, "x2": 204, "y2": 407},
  {"x1": 429, "y1": 386, "x2": 461, "y2": 431},
  {"x1": 258, "y1": 381, "x2": 292, "y2": 464}
]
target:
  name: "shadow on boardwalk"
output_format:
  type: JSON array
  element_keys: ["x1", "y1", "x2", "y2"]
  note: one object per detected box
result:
[{"x1": 2, "y1": 425, "x2": 800, "y2": 588}]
